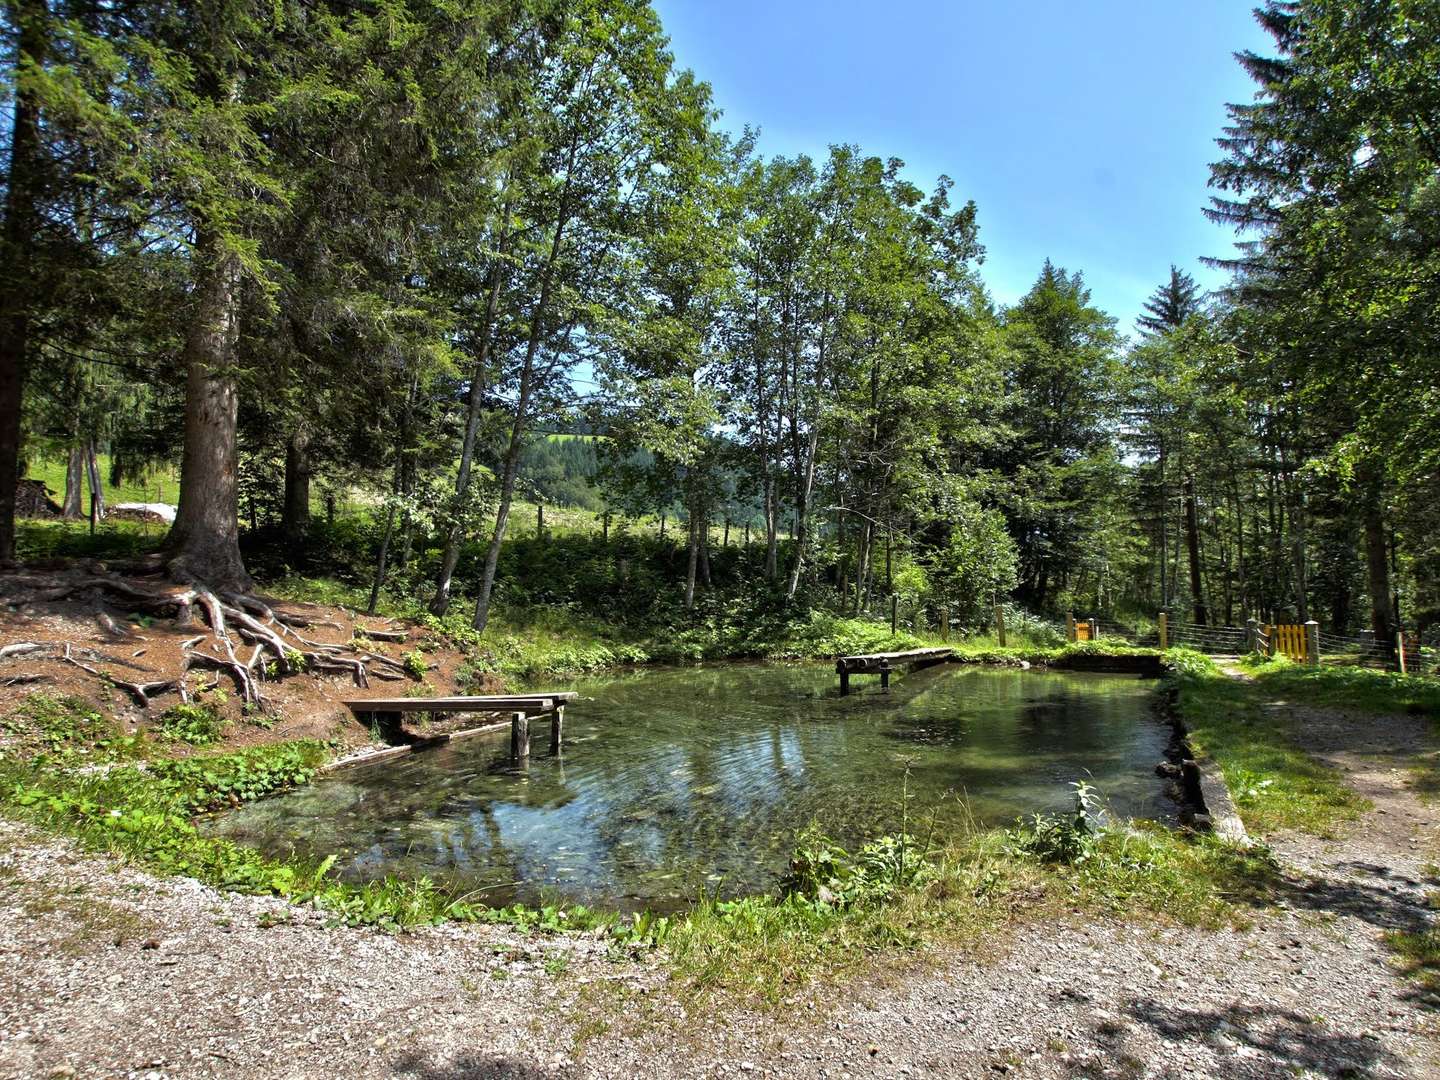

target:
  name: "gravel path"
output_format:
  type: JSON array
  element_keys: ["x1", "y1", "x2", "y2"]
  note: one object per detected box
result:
[{"x1": 3, "y1": 690, "x2": 1439, "y2": 1079}]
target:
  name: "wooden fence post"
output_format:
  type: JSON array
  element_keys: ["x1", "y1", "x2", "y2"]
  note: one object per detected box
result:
[
  {"x1": 1066, "y1": 613, "x2": 1076, "y2": 643},
  {"x1": 940, "y1": 606, "x2": 949, "y2": 643},
  {"x1": 879, "y1": 658, "x2": 891, "y2": 692},
  {"x1": 1158, "y1": 611, "x2": 1168, "y2": 651},
  {"x1": 510, "y1": 712, "x2": 529, "y2": 761},
  {"x1": 995, "y1": 605, "x2": 1007, "y2": 647},
  {"x1": 1305, "y1": 620, "x2": 1320, "y2": 667},
  {"x1": 1089, "y1": 618, "x2": 1099, "y2": 641},
  {"x1": 1397, "y1": 632, "x2": 1408, "y2": 675},
  {"x1": 1245, "y1": 618, "x2": 1258, "y2": 653}
]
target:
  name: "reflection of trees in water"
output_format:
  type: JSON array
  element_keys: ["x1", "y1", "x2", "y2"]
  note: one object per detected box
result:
[{"x1": 217, "y1": 665, "x2": 1161, "y2": 906}]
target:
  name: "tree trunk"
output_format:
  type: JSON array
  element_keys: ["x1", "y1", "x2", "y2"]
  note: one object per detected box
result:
[
  {"x1": 163, "y1": 236, "x2": 251, "y2": 591},
  {"x1": 431, "y1": 221, "x2": 509, "y2": 615},
  {"x1": 1364, "y1": 490, "x2": 1394, "y2": 645},
  {"x1": 0, "y1": 0, "x2": 46, "y2": 565},
  {"x1": 282, "y1": 426, "x2": 311, "y2": 547},
  {"x1": 62, "y1": 446, "x2": 84, "y2": 519},
  {"x1": 84, "y1": 439, "x2": 105, "y2": 520},
  {"x1": 684, "y1": 509, "x2": 698, "y2": 609},
  {"x1": 1183, "y1": 474, "x2": 1206, "y2": 625}
]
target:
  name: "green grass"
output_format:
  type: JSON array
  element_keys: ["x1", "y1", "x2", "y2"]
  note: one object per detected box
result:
[
  {"x1": 1240, "y1": 653, "x2": 1440, "y2": 716},
  {"x1": 1170, "y1": 650, "x2": 1370, "y2": 837},
  {"x1": 666, "y1": 806, "x2": 1279, "y2": 1006},
  {"x1": 25, "y1": 453, "x2": 180, "y2": 506},
  {"x1": 1385, "y1": 913, "x2": 1440, "y2": 1001}
]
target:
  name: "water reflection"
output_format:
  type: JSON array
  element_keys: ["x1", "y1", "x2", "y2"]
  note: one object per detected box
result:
[{"x1": 207, "y1": 662, "x2": 1167, "y2": 909}]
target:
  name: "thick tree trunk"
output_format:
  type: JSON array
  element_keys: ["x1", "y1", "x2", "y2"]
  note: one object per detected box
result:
[
  {"x1": 1183, "y1": 474, "x2": 1206, "y2": 625},
  {"x1": 282, "y1": 426, "x2": 311, "y2": 547},
  {"x1": 163, "y1": 238, "x2": 251, "y2": 591},
  {"x1": 62, "y1": 446, "x2": 84, "y2": 518},
  {"x1": 0, "y1": 0, "x2": 46, "y2": 565}
]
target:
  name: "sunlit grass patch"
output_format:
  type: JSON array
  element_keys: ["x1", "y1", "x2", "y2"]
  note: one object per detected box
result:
[{"x1": 1171, "y1": 652, "x2": 1370, "y2": 837}]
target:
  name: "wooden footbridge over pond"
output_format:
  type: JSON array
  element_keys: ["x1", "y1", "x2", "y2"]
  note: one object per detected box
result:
[
  {"x1": 835, "y1": 648, "x2": 954, "y2": 695},
  {"x1": 342, "y1": 693, "x2": 578, "y2": 762}
]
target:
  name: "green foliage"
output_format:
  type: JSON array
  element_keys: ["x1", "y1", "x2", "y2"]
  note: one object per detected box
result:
[
  {"x1": 2, "y1": 693, "x2": 147, "y2": 763},
  {"x1": 158, "y1": 703, "x2": 225, "y2": 746},
  {"x1": 401, "y1": 650, "x2": 428, "y2": 679},
  {"x1": 1006, "y1": 781, "x2": 1100, "y2": 864},
  {"x1": 782, "y1": 828, "x2": 936, "y2": 910}
]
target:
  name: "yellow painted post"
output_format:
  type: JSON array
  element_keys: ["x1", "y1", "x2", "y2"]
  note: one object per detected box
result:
[
  {"x1": 1066, "y1": 613, "x2": 1076, "y2": 643},
  {"x1": 995, "y1": 605, "x2": 1007, "y2": 648},
  {"x1": 1158, "y1": 612, "x2": 1168, "y2": 651}
]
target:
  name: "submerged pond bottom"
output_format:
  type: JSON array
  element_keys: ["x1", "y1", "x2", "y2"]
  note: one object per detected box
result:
[{"x1": 207, "y1": 663, "x2": 1169, "y2": 909}]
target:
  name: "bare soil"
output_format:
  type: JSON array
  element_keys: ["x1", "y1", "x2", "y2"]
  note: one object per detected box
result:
[
  {"x1": 1, "y1": 620, "x2": 1438, "y2": 1077},
  {"x1": 0, "y1": 594, "x2": 503, "y2": 754}
]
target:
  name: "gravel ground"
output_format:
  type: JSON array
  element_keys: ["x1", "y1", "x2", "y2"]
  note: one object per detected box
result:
[{"x1": 2, "y1": 694, "x2": 1439, "y2": 1079}]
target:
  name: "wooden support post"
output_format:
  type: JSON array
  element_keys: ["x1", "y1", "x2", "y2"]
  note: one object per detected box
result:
[
  {"x1": 1305, "y1": 620, "x2": 1320, "y2": 668},
  {"x1": 940, "y1": 606, "x2": 949, "y2": 643},
  {"x1": 1244, "y1": 617, "x2": 1257, "y2": 653},
  {"x1": 1089, "y1": 618, "x2": 1099, "y2": 641},
  {"x1": 1397, "y1": 632, "x2": 1408, "y2": 675},
  {"x1": 510, "y1": 712, "x2": 529, "y2": 760},
  {"x1": 1066, "y1": 613, "x2": 1076, "y2": 643},
  {"x1": 879, "y1": 658, "x2": 891, "y2": 692},
  {"x1": 890, "y1": 595, "x2": 898, "y2": 635},
  {"x1": 836, "y1": 660, "x2": 850, "y2": 697},
  {"x1": 1159, "y1": 611, "x2": 1169, "y2": 651},
  {"x1": 995, "y1": 605, "x2": 1007, "y2": 648},
  {"x1": 550, "y1": 705, "x2": 564, "y2": 754}
]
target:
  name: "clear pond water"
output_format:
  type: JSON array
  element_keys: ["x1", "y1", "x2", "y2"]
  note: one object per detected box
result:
[{"x1": 208, "y1": 662, "x2": 1169, "y2": 909}]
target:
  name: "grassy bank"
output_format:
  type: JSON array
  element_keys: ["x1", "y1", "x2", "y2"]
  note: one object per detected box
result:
[{"x1": 1167, "y1": 650, "x2": 1370, "y2": 837}]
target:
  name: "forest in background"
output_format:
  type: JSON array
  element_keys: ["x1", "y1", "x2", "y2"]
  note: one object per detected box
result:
[{"x1": 2, "y1": 0, "x2": 1438, "y2": 644}]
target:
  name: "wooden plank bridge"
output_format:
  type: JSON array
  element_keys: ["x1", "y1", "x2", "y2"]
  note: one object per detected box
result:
[
  {"x1": 835, "y1": 648, "x2": 954, "y2": 695},
  {"x1": 342, "y1": 693, "x2": 578, "y2": 760}
]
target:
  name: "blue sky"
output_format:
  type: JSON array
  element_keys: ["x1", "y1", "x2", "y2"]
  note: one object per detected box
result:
[{"x1": 651, "y1": 0, "x2": 1273, "y2": 337}]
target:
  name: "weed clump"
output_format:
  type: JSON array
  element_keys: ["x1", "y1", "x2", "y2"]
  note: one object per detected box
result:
[{"x1": 159, "y1": 703, "x2": 226, "y2": 746}]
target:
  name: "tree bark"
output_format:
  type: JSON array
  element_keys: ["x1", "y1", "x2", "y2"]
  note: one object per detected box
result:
[
  {"x1": 84, "y1": 438, "x2": 104, "y2": 520},
  {"x1": 684, "y1": 507, "x2": 698, "y2": 609},
  {"x1": 163, "y1": 236, "x2": 251, "y2": 591},
  {"x1": 62, "y1": 446, "x2": 84, "y2": 519},
  {"x1": 0, "y1": 0, "x2": 46, "y2": 565},
  {"x1": 282, "y1": 426, "x2": 311, "y2": 547},
  {"x1": 1183, "y1": 474, "x2": 1206, "y2": 625}
]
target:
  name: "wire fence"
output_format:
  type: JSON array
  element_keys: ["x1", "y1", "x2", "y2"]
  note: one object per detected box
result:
[
  {"x1": 1162, "y1": 617, "x2": 1438, "y2": 675},
  {"x1": 1164, "y1": 621, "x2": 1249, "y2": 655}
]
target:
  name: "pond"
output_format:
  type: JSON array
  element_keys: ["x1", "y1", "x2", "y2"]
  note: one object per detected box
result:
[{"x1": 207, "y1": 662, "x2": 1170, "y2": 910}]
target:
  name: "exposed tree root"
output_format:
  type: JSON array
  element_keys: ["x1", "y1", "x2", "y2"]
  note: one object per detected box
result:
[{"x1": 0, "y1": 567, "x2": 421, "y2": 712}]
